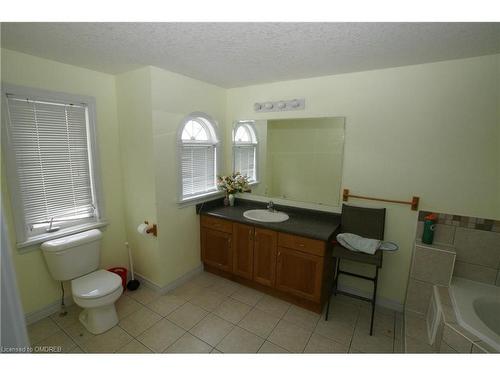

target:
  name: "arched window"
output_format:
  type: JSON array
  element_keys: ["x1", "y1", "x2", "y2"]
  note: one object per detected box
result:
[
  {"x1": 233, "y1": 121, "x2": 258, "y2": 183},
  {"x1": 178, "y1": 113, "x2": 220, "y2": 202}
]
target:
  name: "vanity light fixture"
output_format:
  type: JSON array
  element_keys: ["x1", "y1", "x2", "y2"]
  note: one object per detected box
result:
[{"x1": 254, "y1": 98, "x2": 305, "y2": 113}]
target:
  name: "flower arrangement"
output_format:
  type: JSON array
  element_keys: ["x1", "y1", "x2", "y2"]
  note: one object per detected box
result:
[{"x1": 217, "y1": 172, "x2": 251, "y2": 195}]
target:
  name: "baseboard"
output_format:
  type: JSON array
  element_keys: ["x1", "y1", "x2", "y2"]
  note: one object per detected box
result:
[
  {"x1": 337, "y1": 283, "x2": 404, "y2": 312},
  {"x1": 25, "y1": 295, "x2": 74, "y2": 326},
  {"x1": 132, "y1": 273, "x2": 163, "y2": 292},
  {"x1": 135, "y1": 264, "x2": 203, "y2": 295}
]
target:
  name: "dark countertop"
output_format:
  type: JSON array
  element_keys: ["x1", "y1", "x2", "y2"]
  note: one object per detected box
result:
[{"x1": 197, "y1": 198, "x2": 341, "y2": 241}]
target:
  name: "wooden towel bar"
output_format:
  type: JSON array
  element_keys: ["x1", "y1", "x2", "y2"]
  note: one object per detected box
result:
[{"x1": 342, "y1": 188, "x2": 419, "y2": 211}]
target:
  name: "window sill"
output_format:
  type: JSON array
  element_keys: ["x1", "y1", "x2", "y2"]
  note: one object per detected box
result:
[
  {"x1": 178, "y1": 191, "x2": 224, "y2": 208},
  {"x1": 17, "y1": 220, "x2": 108, "y2": 251}
]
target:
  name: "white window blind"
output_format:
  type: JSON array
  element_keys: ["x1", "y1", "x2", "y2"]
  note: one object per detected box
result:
[
  {"x1": 178, "y1": 114, "x2": 219, "y2": 202},
  {"x1": 233, "y1": 122, "x2": 258, "y2": 182},
  {"x1": 181, "y1": 145, "x2": 217, "y2": 198},
  {"x1": 5, "y1": 95, "x2": 98, "y2": 237},
  {"x1": 234, "y1": 146, "x2": 256, "y2": 182}
]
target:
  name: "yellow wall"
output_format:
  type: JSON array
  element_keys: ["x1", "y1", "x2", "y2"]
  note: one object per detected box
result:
[
  {"x1": 115, "y1": 67, "x2": 161, "y2": 284},
  {"x1": 150, "y1": 67, "x2": 226, "y2": 286},
  {"x1": 226, "y1": 54, "x2": 500, "y2": 303},
  {"x1": 115, "y1": 65, "x2": 226, "y2": 288},
  {"x1": 1, "y1": 49, "x2": 128, "y2": 314}
]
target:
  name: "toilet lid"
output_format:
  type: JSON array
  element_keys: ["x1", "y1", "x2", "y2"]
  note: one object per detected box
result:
[{"x1": 72, "y1": 270, "x2": 122, "y2": 299}]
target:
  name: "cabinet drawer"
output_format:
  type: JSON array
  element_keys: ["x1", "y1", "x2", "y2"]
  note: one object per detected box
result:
[
  {"x1": 278, "y1": 233, "x2": 325, "y2": 257},
  {"x1": 201, "y1": 215, "x2": 233, "y2": 233}
]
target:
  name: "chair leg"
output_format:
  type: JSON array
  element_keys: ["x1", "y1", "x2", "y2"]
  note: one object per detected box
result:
[
  {"x1": 325, "y1": 293, "x2": 331, "y2": 321},
  {"x1": 325, "y1": 258, "x2": 340, "y2": 321},
  {"x1": 333, "y1": 258, "x2": 340, "y2": 296},
  {"x1": 369, "y1": 266, "x2": 379, "y2": 336}
]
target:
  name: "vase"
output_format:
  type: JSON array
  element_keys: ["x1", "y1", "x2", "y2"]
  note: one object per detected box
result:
[
  {"x1": 223, "y1": 194, "x2": 229, "y2": 207},
  {"x1": 228, "y1": 194, "x2": 235, "y2": 207}
]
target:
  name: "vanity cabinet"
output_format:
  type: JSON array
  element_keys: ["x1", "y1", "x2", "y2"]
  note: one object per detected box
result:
[
  {"x1": 200, "y1": 216, "x2": 233, "y2": 273},
  {"x1": 276, "y1": 247, "x2": 323, "y2": 302},
  {"x1": 232, "y1": 223, "x2": 254, "y2": 280},
  {"x1": 200, "y1": 214, "x2": 332, "y2": 313},
  {"x1": 253, "y1": 228, "x2": 278, "y2": 287},
  {"x1": 275, "y1": 233, "x2": 325, "y2": 302}
]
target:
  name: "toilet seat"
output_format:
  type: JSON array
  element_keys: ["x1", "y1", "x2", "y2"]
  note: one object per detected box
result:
[{"x1": 72, "y1": 269, "x2": 122, "y2": 299}]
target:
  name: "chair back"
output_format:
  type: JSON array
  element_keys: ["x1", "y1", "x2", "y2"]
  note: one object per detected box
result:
[{"x1": 340, "y1": 204, "x2": 386, "y2": 240}]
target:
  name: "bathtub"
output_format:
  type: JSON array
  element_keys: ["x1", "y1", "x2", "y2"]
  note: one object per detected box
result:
[{"x1": 450, "y1": 277, "x2": 500, "y2": 351}]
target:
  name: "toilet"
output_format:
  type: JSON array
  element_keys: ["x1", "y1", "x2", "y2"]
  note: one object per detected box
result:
[{"x1": 41, "y1": 229, "x2": 123, "y2": 334}]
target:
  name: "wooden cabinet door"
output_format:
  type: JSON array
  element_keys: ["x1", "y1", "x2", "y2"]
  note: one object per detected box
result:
[
  {"x1": 253, "y1": 228, "x2": 278, "y2": 287},
  {"x1": 232, "y1": 223, "x2": 254, "y2": 280},
  {"x1": 275, "y1": 247, "x2": 323, "y2": 302},
  {"x1": 201, "y1": 227, "x2": 233, "y2": 272}
]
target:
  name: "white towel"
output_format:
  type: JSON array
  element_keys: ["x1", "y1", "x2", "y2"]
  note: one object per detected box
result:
[{"x1": 336, "y1": 233, "x2": 381, "y2": 255}]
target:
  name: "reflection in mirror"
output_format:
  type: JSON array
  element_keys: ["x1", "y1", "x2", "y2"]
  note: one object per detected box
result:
[
  {"x1": 232, "y1": 117, "x2": 345, "y2": 207},
  {"x1": 232, "y1": 121, "x2": 258, "y2": 183}
]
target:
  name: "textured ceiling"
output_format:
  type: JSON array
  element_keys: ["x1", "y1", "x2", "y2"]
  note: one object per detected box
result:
[{"x1": 2, "y1": 22, "x2": 500, "y2": 88}]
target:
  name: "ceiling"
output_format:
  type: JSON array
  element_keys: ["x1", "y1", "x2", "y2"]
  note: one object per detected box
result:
[{"x1": 2, "y1": 22, "x2": 499, "y2": 88}]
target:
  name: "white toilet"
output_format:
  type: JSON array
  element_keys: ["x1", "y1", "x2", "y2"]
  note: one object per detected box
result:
[{"x1": 41, "y1": 229, "x2": 123, "y2": 334}]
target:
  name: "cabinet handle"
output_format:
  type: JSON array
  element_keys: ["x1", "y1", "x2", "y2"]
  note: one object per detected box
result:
[
  {"x1": 298, "y1": 243, "x2": 305, "y2": 247},
  {"x1": 228, "y1": 238, "x2": 232, "y2": 248}
]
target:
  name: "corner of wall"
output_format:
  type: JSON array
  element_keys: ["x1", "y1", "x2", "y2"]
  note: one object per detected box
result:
[{"x1": 115, "y1": 66, "x2": 162, "y2": 284}]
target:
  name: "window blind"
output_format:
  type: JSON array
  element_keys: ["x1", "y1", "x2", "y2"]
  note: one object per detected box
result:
[
  {"x1": 234, "y1": 146, "x2": 256, "y2": 182},
  {"x1": 6, "y1": 96, "x2": 96, "y2": 233},
  {"x1": 181, "y1": 145, "x2": 217, "y2": 199}
]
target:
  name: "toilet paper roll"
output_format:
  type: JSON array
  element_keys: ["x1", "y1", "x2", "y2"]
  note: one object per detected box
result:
[{"x1": 137, "y1": 223, "x2": 149, "y2": 235}]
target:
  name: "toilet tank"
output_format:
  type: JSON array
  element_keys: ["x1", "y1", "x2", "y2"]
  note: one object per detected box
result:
[{"x1": 41, "y1": 229, "x2": 103, "y2": 281}]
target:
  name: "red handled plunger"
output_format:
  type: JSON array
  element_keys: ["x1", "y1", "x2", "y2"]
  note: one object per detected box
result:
[{"x1": 125, "y1": 242, "x2": 140, "y2": 291}]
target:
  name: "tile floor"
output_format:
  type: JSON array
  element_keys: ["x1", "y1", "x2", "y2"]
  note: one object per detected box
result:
[{"x1": 27, "y1": 271, "x2": 404, "y2": 353}]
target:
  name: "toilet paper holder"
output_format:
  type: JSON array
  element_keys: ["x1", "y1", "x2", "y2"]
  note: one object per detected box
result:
[{"x1": 144, "y1": 221, "x2": 157, "y2": 237}]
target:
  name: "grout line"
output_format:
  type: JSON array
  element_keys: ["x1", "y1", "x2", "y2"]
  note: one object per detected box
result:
[
  {"x1": 210, "y1": 322, "x2": 238, "y2": 353},
  {"x1": 255, "y1": 339, "x2": 266, "y2": 353},
  {"x1": 162, "y1": 330, "x2": 212, "y2": 354},
  {"x1": 347, "y1": 302, "x2": 362, "y2": 353},
  {"x1": 262, "y1": 303, "x2": 292, "y2": 341},
  {"x1": 114, "y1": 337, "x2": 136, "y2": 354},
  {"x1": 301, "y1": 309, "x2": 322, "y2": 353},
  {"x1": 261, "y1": 340, "x2": 290, "y2": 353}
]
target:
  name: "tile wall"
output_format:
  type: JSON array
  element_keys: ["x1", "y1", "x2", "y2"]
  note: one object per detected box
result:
[
  {"x1": 405, "y1": 243, "x2": 456, "y2": 315},
  {"x1": 417, "y1": 211, "x2": 500, "y2": 286},
  {"x1": 404, "y1": 210, "x2": 500, "y2": 353}
]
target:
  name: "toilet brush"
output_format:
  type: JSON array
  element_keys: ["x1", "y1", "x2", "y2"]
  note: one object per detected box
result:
[{"x1": 125, "y1": 242, "x2": 140, "y2": 291}]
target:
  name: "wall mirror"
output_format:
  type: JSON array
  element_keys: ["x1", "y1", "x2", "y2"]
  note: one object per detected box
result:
[{"x1": 232, "y1": 117, "x2": 345, "y2": 207}]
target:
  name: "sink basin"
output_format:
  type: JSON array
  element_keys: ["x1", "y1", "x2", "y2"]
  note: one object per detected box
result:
[{"x1": 243, "y1": 209, "x2": 289, "y2": 223}]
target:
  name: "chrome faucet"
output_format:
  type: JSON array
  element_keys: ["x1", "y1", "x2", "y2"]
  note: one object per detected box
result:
[{"x1": 267, "y1": 201, "x2": 275, "y2": 212}]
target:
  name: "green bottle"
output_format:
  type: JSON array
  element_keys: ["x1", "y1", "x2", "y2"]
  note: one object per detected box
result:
[{"x1": 422, "y1": 213, "x2": 437, "y2": 244}]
